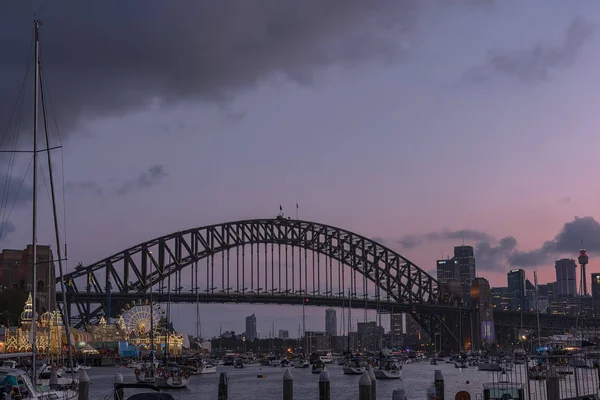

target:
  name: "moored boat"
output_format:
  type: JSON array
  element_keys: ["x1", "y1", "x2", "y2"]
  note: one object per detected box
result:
[
  {"x1": 374, "y1": 360, "x2": 402, "y2": 379},
  {"x1": 343, "y1": 359, "x2": 366, "y2": 375},
  {"x1": 154, "y1": 364, "x2": 190, "y2": 389},
  {"x1": 311, "y1": 361, "x2": 326, "y2": 374}
]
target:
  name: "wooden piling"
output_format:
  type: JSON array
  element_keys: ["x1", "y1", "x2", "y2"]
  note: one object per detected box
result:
[
  {"x1": 367, "y1": 367, "x2": 376, "y2": 400},
  {"x1": 359, "y1": 370, "x2": 372, "y2": 400},
  {"x1": 283, "y1": 368, "x2": 293, "y2": 400},
  {"x1": 434, "y1": 369, "x2": 444, "y2": 400},
  {"x1": 318, "y1": 370, "x2": 330, "y2": 400},
  {"x1": 218, "y1": 372, "x2": 229, "y2": 400},
  {"x1": 112, "y1": 372, "x2": 122, "y2": 400}
]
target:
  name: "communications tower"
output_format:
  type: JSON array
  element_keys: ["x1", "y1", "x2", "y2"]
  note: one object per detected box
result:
[{"x1": 578, "y1": 249, "x2": 589, "y2": 296}]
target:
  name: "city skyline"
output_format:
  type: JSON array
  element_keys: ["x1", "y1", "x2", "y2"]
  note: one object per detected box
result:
[{"x1": 2, "y1": 3, "x2": 600, "y2": 337}]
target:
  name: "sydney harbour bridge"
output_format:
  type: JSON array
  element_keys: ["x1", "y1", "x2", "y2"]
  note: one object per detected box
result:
[{"x1": 55, "y1": 217, "x2": 600, "y2": 351}]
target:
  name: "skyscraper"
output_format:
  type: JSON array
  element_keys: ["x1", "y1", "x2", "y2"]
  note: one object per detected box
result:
[
  {"x1": 592, "y1": 273, "x2": 600, "y2": 317},
  {"x1": 325, "y1": 308, "x2": 337, "y2": 336},
  {"x1": 454, "y1": 246, "x2": 476, "y2": 301},
  {"x1": 436, "y1": 259, "x2": 459, "y2": 283},
  {"x1": 507, "y1": 269, "x2": 526, "y2": 310},
  {"x1": 245, "y1": 313, "x2": 257, "y2": 341},
  {"x1": 555, "y1": 259, "x2": 577, "y2": 297}
]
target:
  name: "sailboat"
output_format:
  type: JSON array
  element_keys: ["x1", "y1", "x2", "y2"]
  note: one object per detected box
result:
[{"x1": 0, "y1": 20, "x2": 77, "y2": 400}]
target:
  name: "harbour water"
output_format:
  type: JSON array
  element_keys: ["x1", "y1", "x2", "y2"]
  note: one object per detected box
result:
[{"x1": 85, "y1": 361, "x2": 599, "y2": 400}]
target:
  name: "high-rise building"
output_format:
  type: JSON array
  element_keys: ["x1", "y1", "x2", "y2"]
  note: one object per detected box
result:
[
  {"x1": 454, "y1": 246, "x2": 476, "y2": 301},
  {"x1": 0, "y1": 245, "x2": 56, "y2": 313},
  {"x1": 390, "y1": 313, "x2": 403, "y2": 348},
  {"x1": 507, "y1": 269, "x2": 526, "y2": 310},
  {"x1": 555, "y1": 259, "x2": 577, "y2": 297},
  {"x1": 592, "y1": 273, "x2": 600, "y2": 317},
  {"x1": 325, "y1": 308, "x2": 337, "y2": 336},
  {"x1": 245, "y1": 313, "x2": 257, "y2": 341},
  {"x1": 278, "y1": 329, "x2": 289, "y2": 340},
  {"x1": 436, "y1": 259, "x2": 459, "y2": 283}
]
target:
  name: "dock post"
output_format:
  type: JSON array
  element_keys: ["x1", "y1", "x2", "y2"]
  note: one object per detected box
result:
[
  {"x1": 546, "y1": 366, "x2": 559, "y2": 400},
  {"x1": 283, "y1": 368, "x2": 293, "y2": 400},
  {"x1": 318, "y1": 370, "x2": 330, "y2": 400},
  {"x1": 78, "y1": 369, "x2": 90, "y2": 400},
  {"x1": 218, "y1": 372, "x2": 229, "y2": 400},
  {"x1": 359, "y1": 370, "x2": 372, "y2": 400},
  {"x1": 113, "y1": 373, "x2": 123, "y2": 400},
  {"x1": 49, "y1": 366, "x2": 59, "y2": 390},
  {"x1": 367, "y1": 367, "x2": 376, "y2": 400},
  {"x1": 434, "y1": 369, "x2": 444, "y2": 400},
  {"x1": 392, "y1": 389, "x2": 407, "y2": 400}
]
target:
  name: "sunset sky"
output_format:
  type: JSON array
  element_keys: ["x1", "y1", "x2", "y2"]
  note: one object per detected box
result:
[{"x1": 2, "y1": 1, "x2": 600, "y2": 337}]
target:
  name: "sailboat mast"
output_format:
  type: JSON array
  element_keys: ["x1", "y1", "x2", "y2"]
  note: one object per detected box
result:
[
  {"x1": 39, "y1": 40, "x2": 75, "y2": 375},
  {"x1": 31, "y1": 19, "x2": 41, "y2": 379}
]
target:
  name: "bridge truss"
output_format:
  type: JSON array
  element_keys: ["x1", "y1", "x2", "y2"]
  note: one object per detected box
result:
[{"x1": 58, "y1": 217, "x2": 460, "y2": 346}]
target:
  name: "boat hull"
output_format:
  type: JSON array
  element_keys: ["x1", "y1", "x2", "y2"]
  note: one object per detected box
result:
[{"x1": 374, "y1": 369, "x2": 402, "y2": 379}]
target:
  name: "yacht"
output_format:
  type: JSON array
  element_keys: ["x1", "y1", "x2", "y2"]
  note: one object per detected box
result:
[
  {"x1": 0, "y1": 368, "x2": 78, "y2": 400},
  {"x1": 319, "y1": 352, "x2": 333, "y2": 364},
  {"x1": 294, "y1": 359, "x2": 310, "y2": 368},
  {"x1": 373, "y1": 360, "x2": 403, "y2": 379},
  {"x1": 134, "y1": 363, "x2": 156, "y2": 384},
  {"x1": 343, "y1": 359, "x2": 366, "y2": 375},
  {"x1": 154, "y1": 364, "x2": 190, "y2": 389},
  {"x1": 64, "y1": 361, "x2": 81, "y2": 374}
]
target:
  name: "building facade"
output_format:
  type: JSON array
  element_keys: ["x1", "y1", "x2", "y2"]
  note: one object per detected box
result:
[
  {"x1": 592, "y1": 273, "x2": 600, "y2": 317},
  {"x1": 325, "y1": 308, "x2": 337, "y2": 337},
  {"x1": 0, "y1": 245, "x2": 56, "y2": 313},
  {"x1": 436, "y1": 259, "x2": 459, "y2": 284},
  {"x1": 245, "y1": 313, "x2": 257, "y2": 341},
  {"x1": 555, "y1": 259, "x2": 577, "y2": 297},
  {"x1": 454, "y1": 246, "x2": 476, "y2": 301},
  {"x1": 507, "y1": 269, "x2": 526, "y2": 311}
]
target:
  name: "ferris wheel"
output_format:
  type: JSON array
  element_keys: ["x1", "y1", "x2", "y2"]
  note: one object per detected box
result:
[{"x1": 121, "y1": 302, "x2": 161, "y2": 335}]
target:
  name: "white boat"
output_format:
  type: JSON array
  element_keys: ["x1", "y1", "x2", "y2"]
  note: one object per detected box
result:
[
  {"x1": 319, "y1": 352, "x2": 333, "y2": 364},
  {"x1": 0, "y1": 361, "x2": 18, "y2": 369},
  {"x1": 64, "y1": 361, "x2": 81, "y2": 374},
  {"x1": 127, "y1": 360, "x2": 140, "y2": 369},
  {"x1": 134, "y1": 363, "x2": 157, "y2": 384},
  {"x1": 343, "y1": 360, "x2": 366, "y2": 375},
  {"x1": 294, "y1": 359, "x2": 310, "y2": 368},
  {"x1": 199, "y1": 360, "x2": 217, "y2": 374},
  {"x1": 0, "y1": 368, "x2": 78, "y2": 400},
  {"x1": 155, "y1": 364, "x2": 191, "y2": 389},
  {"x1": 374, "y1": 360, "x2": 403, "y2": 379},
  {"x1": 36, "y1": 364, "x2": 75, "y2": 387}
]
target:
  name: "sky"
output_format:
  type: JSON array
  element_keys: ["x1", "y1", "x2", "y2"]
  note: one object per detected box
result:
[{"x1": 2, "y1": 1, "x2": 600, "y2": 338}]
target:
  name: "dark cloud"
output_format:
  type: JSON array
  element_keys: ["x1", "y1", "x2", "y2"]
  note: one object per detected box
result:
[
  {"x1": 0, "y1": 220, "x2": 16, "y2": 242},
  {"x1": 509, "y1": 216, "x2": 600, "y2": 267},
  {"x1": 0, "y1": 1, "x2": 423, "y2": 136},
  {"x1": 464, "y1": 16, "x2": 593, "y2": 83},
  {"x1": 65, "y1": 181, "x2": 103, "y2": 196},
  {"x1": 0, "y1": 1, "x2": 493, "y2": 138},
  {"x1": 475, "y1": 236, "x2": 517, "y2": 271},
  {"x1": 398, "y1": 229, "x2": 493, "y2": 249},
  {"x1": 397, "y1": 217, "x2": 600, "y2": 271},
  {"x1": 117, "y1": 165, "x2": 168, "y2": 195}
]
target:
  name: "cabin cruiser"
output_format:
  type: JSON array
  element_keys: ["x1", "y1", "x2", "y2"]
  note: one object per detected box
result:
[
  {"x1": 374, "y1": 360, "x2": 403, "y2": 379},
  {"x1": 199, "y1": 360, "x2": 217, "y2": 374},
  {"x1": 233, "y1": 359, "x2": 244, "y2": 368},
  {"x1": 311, "y1": 361, "x2": 326, "y2": 374},
  {"x1": 294, "y1": 359, "x2": 310, "y2": 368},
  {"x1": 343, "y1": 359, "x2": 366, "y2": 375},
  {"x1": 154, "y1": 364, "x2": 190, "y2": 389},
  {"x1": 483, "y1": 370, "x2": 525, "y2": 400},
  {"x1": 0, "y1": 368, "x2": 78, "y2": 400}
]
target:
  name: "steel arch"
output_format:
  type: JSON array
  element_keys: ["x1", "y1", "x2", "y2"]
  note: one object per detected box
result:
[{"x1": 60, "y1": 217, "x2": 450, "y2": 329}]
